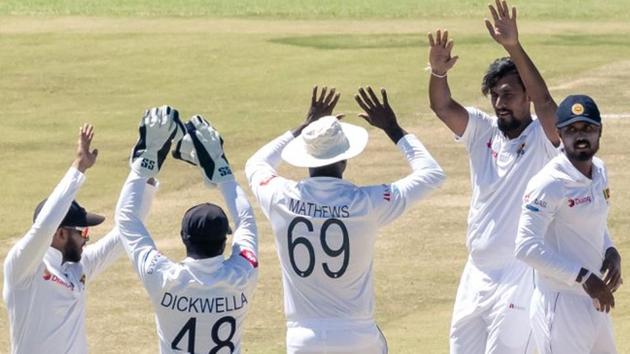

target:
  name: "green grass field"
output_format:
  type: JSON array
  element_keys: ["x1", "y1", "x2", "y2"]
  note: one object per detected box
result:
[{"x1": 1, "y1": 1, "x2": 629, "y2": 353}]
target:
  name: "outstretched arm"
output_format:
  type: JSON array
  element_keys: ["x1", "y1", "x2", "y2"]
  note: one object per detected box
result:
[
  {"x1": 246, "y1": 86, "x2": 340, "y2": 213},
  {"x1": 220, "y1": 181, "x2": 258, "y2": 267},
  {"x1": 485, "y1": 0, "x2": 560, "y2": 146},
  {"x1": 356, "y1": 87, "x2": 446, "y2": 225},
  {"x1": 427, "y1": 29, "x2": 468, "y2": 136},
  {"x1": 4, "y1": 124, "x2": 97, "y2": 286},
  {"x1": 116, "y1": 106, "x2": 182, "y2": 286}
]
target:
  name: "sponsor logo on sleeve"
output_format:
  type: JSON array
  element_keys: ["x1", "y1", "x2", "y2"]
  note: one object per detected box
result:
[
  {"x1": 525, "y1": 197, "x2": 547, "y2": 212},
  {"x1": 146, "y1": 252, "x2": 163, "y2": 275},
  {"x1": 259, "y1": 175, "x2": 277, "y2": 186},
  {"x1": 239, "y1": 249, "x2": 258, "y2": 268}
]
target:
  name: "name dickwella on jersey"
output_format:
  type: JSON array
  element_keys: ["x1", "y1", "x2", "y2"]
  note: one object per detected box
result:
[{"x1": 160, "y1": 291, "x2": 248, "y2": 314}]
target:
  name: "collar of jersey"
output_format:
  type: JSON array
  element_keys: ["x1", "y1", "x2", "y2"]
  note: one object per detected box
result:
[
  {"x1": 182, "y1": 255, "x2": 223, "y2": 271},
  {"x1": 44, "y1": 247, "x2": 64, "y2": 268},
  {"x1": 558, "y1": 153, "x2": 600, "y2": 184}
]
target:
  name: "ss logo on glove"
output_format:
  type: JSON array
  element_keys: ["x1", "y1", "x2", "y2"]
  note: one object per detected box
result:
[{"x1": 140, "y1": 158, "x2": 155, "y2": 171}]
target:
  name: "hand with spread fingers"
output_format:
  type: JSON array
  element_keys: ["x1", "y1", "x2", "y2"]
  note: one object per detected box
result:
[
  {"x1": 428, "y1": 29, "x2": 459, "y2": 77},
  {"x1": 354, "y1": 86, "x2": 406, "y2": 143},
  {"x1": 292, "y1": 86, "x2": 342, "y2": 137},
  {"x1": 130, "y1": 105, "x2": 185, "y2": 178},
  {"x1": 601, "y1": 247, "x2": 623, "y2": 293},
  {"x1": 583, "y1": 273, "x2": 615, "y2": 313},
  {"x1": 73, "y1": 123, "x2": 99, "y2": 173},
  {"x1": 180, "y1": 115, "x2": 234, "y2": 187},
  {"x1": 485, "y1": 0, "x2": 519, "y2": 48}
]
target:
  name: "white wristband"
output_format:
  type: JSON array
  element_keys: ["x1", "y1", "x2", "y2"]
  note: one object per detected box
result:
[{"x1": 424, "y1": 64, "x2": 447, "y2": 78}]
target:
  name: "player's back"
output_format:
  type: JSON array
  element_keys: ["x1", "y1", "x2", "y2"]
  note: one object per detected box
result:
[
  {"x1": 147, "y1": 255, "x2": 257, "y2": 354},
  {"x1": 268, "y1": 177, "x2": 384, "y2": 322}
]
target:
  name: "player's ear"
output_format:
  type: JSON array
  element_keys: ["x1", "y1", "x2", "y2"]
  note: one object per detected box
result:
[{"x1": 51, "y1": 228, "x2": 67, "y2": 248}]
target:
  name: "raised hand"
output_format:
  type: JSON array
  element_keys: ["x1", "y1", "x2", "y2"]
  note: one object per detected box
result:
[
  {"x1": 428, "y1": 29, "x2": 459, "y2": 77},
  {"x1": 185, "y1": 115, "x2": 234, "y2": 187},
  {"x1": 601, "y1": 247, "x2": 623, "y2": 293},
  {"x1": 485, "y1": 0, "x2": 519, "y2": 47},
  {"x1": 73, "y1": 123, "x2": 98, "y2": 173},
  {"x1": 354, "y1": 86, "x2": 406, "y2": 143},
  {"x1": 583, "y1": 273, "x2": 615, "y2": 313},
  {"x1": 130, "y1": 105, "x2": 185, "y2": 178},
  {"x1": 293, "y1": 86, "x2": 341, "y2": 137}
]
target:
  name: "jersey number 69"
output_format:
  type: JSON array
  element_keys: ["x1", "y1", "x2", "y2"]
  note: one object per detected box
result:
[{"x1": 287, "y1": 217, "x2": 350, "y2": 279}]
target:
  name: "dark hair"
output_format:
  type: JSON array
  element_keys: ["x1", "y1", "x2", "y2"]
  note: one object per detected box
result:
[{"x1": 481, "y1": 57, "x2": 524, "y2": 96}]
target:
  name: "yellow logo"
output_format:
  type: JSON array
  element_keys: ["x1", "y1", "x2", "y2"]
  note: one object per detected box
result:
[{"x1": 571, "y1": 103, "x2": 584, "y2": 115}]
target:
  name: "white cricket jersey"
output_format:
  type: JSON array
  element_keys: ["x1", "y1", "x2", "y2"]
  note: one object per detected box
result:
[
  {"x1": 458, "y1": 107, "x2": 558, "y2": 272},
  {"x1": 3, "y1": 167, "x2": 149, "y2": 354},
  {"x1": 515, "y1": 154, "x2": 613, "y2": 295},
  {"x1": 245, "y1": 131, "x2": 445, "y2": 323},
  {"x1": 116, "y1": 172, "x2": 258, "y2": 354}
]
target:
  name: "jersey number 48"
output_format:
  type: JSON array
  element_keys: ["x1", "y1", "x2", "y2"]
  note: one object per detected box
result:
[{"x1": 171, "y1": 315, "x2": 236, "y2": 354}]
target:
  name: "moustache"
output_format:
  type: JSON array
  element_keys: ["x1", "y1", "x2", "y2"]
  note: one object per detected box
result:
[{"x1": 574, "y1": 139, "x2": 591, "y2": 149}]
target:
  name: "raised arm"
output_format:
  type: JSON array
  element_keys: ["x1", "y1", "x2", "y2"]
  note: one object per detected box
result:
[
  {"x1": 245, "y1": 86, "x2": 340, "y2": 209},
  {"x1": 219, "y1": 181, "x2": 258, "y2": 260},
  {"x1": 427, "y1": 30, "x2": 468, "y2": 136},
  {"x1": 4, "y1": 124, "x2": 97, "y2": 286},
  {"x1": 485, "y1": 0, "x2": 560, "y2": 146},
  {"x1": 356, "y1": 87, "x2": 446, "y2": 225},
  {"x1": 116, "y1": 106, "x2": 184, "y2": 283},
  {"x1": 81, "y1": 183, "x2": 157, "y2": 281}
]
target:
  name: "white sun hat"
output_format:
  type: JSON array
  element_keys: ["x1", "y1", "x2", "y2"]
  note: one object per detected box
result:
[{"x1": 281, "y1": 116, "x2": 369, "y2": 168}]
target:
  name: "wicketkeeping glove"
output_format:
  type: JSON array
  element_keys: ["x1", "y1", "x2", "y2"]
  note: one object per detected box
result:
[
  {"x1": 173, "y1": 115, "x2": 234, "y2": 186},
  {"x1": 130, "y1": 105, "x2": 185, "y2": 178}
]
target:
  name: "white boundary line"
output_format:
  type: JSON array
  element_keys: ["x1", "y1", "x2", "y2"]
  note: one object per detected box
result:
[{"x1": 602, "y1": 114, "x2": 630, "y2": 119}]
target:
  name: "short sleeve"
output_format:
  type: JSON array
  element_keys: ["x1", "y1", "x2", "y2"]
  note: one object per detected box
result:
[{"x1": 456, "y1": 107, "x2": 495, "y2": 152}]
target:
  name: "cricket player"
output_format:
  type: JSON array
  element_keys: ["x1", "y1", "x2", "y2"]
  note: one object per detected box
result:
[
  {"x1": 115, "y1": 107, "x2": 258, "y2": 354},
  {"x1": 245, "y1": 86, "x2": 445, "y2": 353},
  {"x1": 3, "y1": 124, "x2": 156, "y2": 354},
  {"x1": 427, "y1": 1, "x2": 562, "y2": 352},
  {"x1": 516, "y1": 95, "x2": 622, "y2": 354}
]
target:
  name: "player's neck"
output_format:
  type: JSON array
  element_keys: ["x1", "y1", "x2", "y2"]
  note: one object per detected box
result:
[
  {"x1": 566, "y1": 154, "x2": 593, "y2": 179},
  {"x1": 309, "y1": 170, "x2": 343, "y2": 178}
]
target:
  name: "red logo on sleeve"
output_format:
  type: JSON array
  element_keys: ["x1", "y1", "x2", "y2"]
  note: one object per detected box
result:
[
  {"x1": 259, "y1": 175, "x2": 277, "y2": 186},
  {"x1": 239, "y1": 249, "x2": 259, "y2": 268},
  {"x1": 383, "y1": 184, "x2": 391, "y2": 202}
]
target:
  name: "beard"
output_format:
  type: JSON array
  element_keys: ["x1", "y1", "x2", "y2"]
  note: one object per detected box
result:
[
  {"x1": 566, "y1": 140, "x2": 599, "y2": 161},
  {"x1": 63, "y1": 240, "x2": 83, "y2": 263},
  {"x1": 497, "y1": 114, "x2": 522, "y2": 134}
]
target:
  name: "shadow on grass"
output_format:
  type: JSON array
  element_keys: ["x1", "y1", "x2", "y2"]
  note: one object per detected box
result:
[{"x1": 270, "y1": 33, "x2": 630, "y2": 50}]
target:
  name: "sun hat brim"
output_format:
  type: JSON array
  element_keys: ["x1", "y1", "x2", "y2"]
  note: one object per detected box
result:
[{"x1": 281, "y1": 122, "x2": 369, "y2": 168}]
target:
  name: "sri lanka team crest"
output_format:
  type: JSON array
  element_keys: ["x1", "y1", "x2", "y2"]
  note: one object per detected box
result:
[
  {"x1": 571, "y1": 103, "x2": 585, "y2": 115},
  {"x1": 603, "y1": 188, "x2": 610, "y2": 201}
]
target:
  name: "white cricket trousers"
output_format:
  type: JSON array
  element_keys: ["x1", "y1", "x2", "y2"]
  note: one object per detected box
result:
[
  {"x1": 530, "y1": 288, "x2": 617, "y2": 354},
  {"x1": 449, "y1": 258, "x2": 535, "y2": 354},
  {"x1": 286, "y1": 319, "x2": 387, "y2": 354}
]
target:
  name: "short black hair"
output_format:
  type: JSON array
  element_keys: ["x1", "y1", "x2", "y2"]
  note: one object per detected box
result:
[{"x1": 481, "y1": 57, "x2": 524, "y2": 96}]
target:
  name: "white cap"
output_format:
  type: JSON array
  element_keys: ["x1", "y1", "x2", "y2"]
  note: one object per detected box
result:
[{"x1": 281, "y1": 116, "x2": 368, "y2": 168}]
